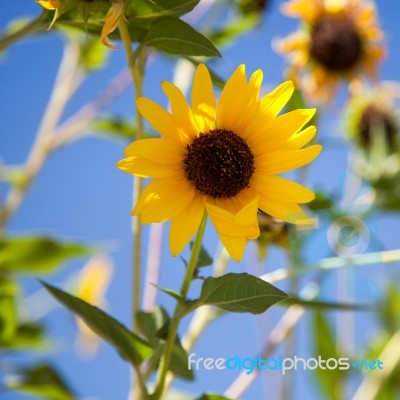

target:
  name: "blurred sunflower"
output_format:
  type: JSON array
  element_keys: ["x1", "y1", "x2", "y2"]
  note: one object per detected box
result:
[
  {"x1": 74, "y1": 256, "x2": 113, "y2": 354},
  {"x1": 345, "y1": 85, "x2": 399, "y2": 150},
  {"x1": 345, "y1": 84, "x2": 400, "y2": 210},
  {"x1": 117, "y1": 64, "x2": 322, "y2": 262},
  {"x1": 277, "y1": 0, "x2": 386, "y2": 102},
  {"x1": 36, "y1": 0, "x2": 124, "y2": 49}
]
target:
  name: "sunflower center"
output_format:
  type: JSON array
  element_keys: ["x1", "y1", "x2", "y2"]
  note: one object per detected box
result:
[
  {"x1": 184, "y1": 129, "x2": 255, "y2": 199},
  {"x1": 359, "y1": 105, "x2": 397, "y2": 148},
  {"x1": 310, "y1": 15, "x2": 363, "y2": 72}
]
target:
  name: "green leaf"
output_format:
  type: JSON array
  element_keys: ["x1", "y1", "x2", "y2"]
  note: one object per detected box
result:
[
  {"x1": 91, "y1": 117, "x2": 153, "y2": 141},
  {"x1": 282, "y1": 297, "x2": 374, "y2": 311},
  {"x1": 136, "y1": 307, "x2": 194, "y2": 381},
  {"x1": 126, "y1": 0, "x2": 200, "y2": 20},
  {"x1": 190, "y1": 242, "x2": 212, "y2": 268},
  {"x1": 143, "y1": 17, "x2": 221, "y2": 57},
  {"x1": 5, "y1": 363, "x2": 76, "y2": 400},
  {"x1": 0, "y1": 280, "x2": 18, "y2": 342},
  {"x1": 156, "y1": 286, "x2": 184, "y2": 302},
  {"x1": 313, "y1": 313, "x2": 346, "y2": 400},
  {"x1": 199, "y1": 273, "x2": 288, "y2": 314},
  {"x1": 0, "y1": 322, "x2": 46, "y2": 350},
  {"x1": 0, "y1": 236, "x2": 90, "y2": 274},
  {"x1": 197, "y1": 395, "x2": 233, "y2": 400},
  {"x1": 42, "y1": 282, "x2": 153, "y2": 366}
]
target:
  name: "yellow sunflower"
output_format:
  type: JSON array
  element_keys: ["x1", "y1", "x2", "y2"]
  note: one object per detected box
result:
[
  {"x1": 277, "y1": 0, "x2": 386, "y2": 102},
  {"x1": 36, "y1": 0, "x2": 124, "y2": 49},
  {"x1": 117, "y1": 64, "x2": 322, "y2": 262}
]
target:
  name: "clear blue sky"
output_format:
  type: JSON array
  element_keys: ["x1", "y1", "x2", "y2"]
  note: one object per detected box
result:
[{"x1": 1, "y1": 1, "x2": 400, "y2": 399}]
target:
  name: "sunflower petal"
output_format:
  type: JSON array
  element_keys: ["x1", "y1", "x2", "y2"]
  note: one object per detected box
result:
[
  {"x1": 219, "y1": 235, "x2": 247, "y2": 263},
  {"x1": 216, "y1": 65, "x2": 247, "y2": 131},
  {"x1": 247, "y1": 108, "x2": 316, "y2": 152},
  {"x1": 251, "y1": 174, "x2": 315, "y2": 203},
  {"x1": 258, "y1": 196, "x2": 313, "y2": 224},
  {"x1": 192, "y1": 64, "x2": 216, "y2": 132},
  {"x1": 205, "y1": 197, "x2": 259, "y2": 238},
  {"x1": 116, "y1": 157, "x2": 181, "y2": 178},
  {"x1": 170, "y1": 195, "x2": 205, "y2": 256},
  {"x1": 123, "y1": 138, "x2": 184, "y2": 161},
  {"x1": 287, "y1": 126, "x2": 317, "y2": 148},
  {"x1": 133, "y1": 178, "x2": 195, "y2": 223},
  {"x1": 162, "y1": 82, "x2": 199, "y2": 138},
  {"x1": 136, "y1": 98, "x2": 187, "y2": 143},
  {"x1": 36, "y1": 0, "x2": 60, "y2": 10},
  {"x1": 101, "y1": 0, "x2": 124, "y2": 49},
  {"x1": 256, "y1": 145, "x2": 322, "y2": 174}
]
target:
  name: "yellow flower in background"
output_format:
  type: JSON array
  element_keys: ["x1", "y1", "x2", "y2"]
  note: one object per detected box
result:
[
  {"x1": 277, "y1": 0, "x2": 386, "y2": 102},
  {"x1": 75, "y1": 255, "x2": 113, "y2": 355},
  {"x1": 117, "y1": 64, "x2": 321, "y2": 262},
  {"x1": 36, "y1": 0, "x2": 124, "y2": 49}
]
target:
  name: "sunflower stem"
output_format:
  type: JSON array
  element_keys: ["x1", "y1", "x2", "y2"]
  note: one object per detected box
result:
[
  {"x1": 0, "y1": 11, "x2": 47, "y2": 52},
  {"x1": 151, "y1": 212, "x2": 208, "y2": 400},
  {"x1": 118, "y1": 18, "x2": 148, "y2": 400}
]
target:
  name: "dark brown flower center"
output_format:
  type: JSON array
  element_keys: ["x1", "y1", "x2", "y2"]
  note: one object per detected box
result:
[
  {"x1": 359, "y1": 105, "x2": 397, "y2": 148},
  {"x1": 184, "y1": 129, "x2": 255, "y2": 199},
  {"x1": 310, "y1": 15, "x2": 363, "y2": 72}
]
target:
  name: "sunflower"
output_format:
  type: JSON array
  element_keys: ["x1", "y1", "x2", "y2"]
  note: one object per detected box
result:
[
  {"x1": 277, "y1": 0, "x2": 386, "y2": 102},
  {"x1": 345, "y1": 85, "x2": 399, "y2": 150},
  {"x1": 117, "y1": 64, "x2": 322, "y2": 262},
  {"x1": 36, "y1": 0, "x2": 124, "y2": 49}
]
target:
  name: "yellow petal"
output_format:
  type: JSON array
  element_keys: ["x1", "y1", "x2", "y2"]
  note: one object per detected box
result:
[
  {"x1": 247, "y1": 108, "x2": 316, "y2": 152},
  {"x1": 216, "y1": 65, "x2": 248, "y2": 131},
  {"x1": 281, "y1": 0, "x2": 321, "y2": 22},
  {"x1": 251, "y1": 174, "x2": 315, "y2": 203},
  {"x1": 116, "y1": 157, "x2": 181, "y2": 178},
  {"x1": 235, "y1": 69, "x2": 264, "y2": 134},
  {"x1": 123, "y1": 138, "x2": 184, "y2": 161},
  {"x1": 162, "y1": 81, "x2": 199, "y2": 138},
  {"x1": 287, "y1": 126, "x2": 317, "y2": 149},
  {"x1": 170, "y1": 195, "x2": 205, "y2": 256},
  {"x1": 239, "y1": 81, "x2": 294, "y2": 140},
  {"x1": 260, "y1": 80, "x2": 295, "y2": 117},
  {"x1": 219, "y1": 235, "x2": 247, "y2": 262},
  {"x1": 136, "y1": 98, "x2": 188, "y2": 143},
  {"x1": 133, "y1": 178, "x2": 195, "y2": 223},
  {"x1": 205, "y1": 197, "x2": 259, "y2": 239},
  {"x1": 36, "y1": 0, "x2": 60, "y2": 10},
  {"x1": 258, "y1": 196, "x2": 312, "y2": 224},
  {"x1": 101, "y1": 0, "x2": 125, "y2": 50},
  {"x1": 256, "y1": 145, "x2": 322, "y2": 174},
  {"x1": 191, "y1": 64, "x2": 216, "y2": 132}
]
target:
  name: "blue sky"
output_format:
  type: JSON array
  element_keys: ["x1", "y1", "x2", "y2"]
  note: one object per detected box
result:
[{"x1": 1, "y1": 1, "x2": 400, "y2": 399}]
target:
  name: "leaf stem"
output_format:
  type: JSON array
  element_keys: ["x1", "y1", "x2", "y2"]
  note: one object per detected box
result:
[{"x1": 151, "y1": 212, "x2": 208, "y2": 400}]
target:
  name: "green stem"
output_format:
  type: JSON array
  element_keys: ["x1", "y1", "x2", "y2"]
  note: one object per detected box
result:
[
  {"x1": 0, "y1": 11, "x2": 47, "y2": 52},
  {"x1": 118, "y1": 18, "x2": 148, "y2": 400},
  {"x1": 151, "y1": 212, "x2": 208, "y2": 400},
  {"x1": 119, "y1": 16, "x2": 145, "y2": 332}
]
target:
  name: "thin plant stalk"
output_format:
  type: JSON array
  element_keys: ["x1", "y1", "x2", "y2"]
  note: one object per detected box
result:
[
  {"x1": 118, "y1": 18, "x2": 148, "y2": 400},
  {"x1": 151, "y1": 213, "x2": 208, "y2": 400},
  {"x1": 0, "y1": 40, "x2": 83, "y2": 230}
]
